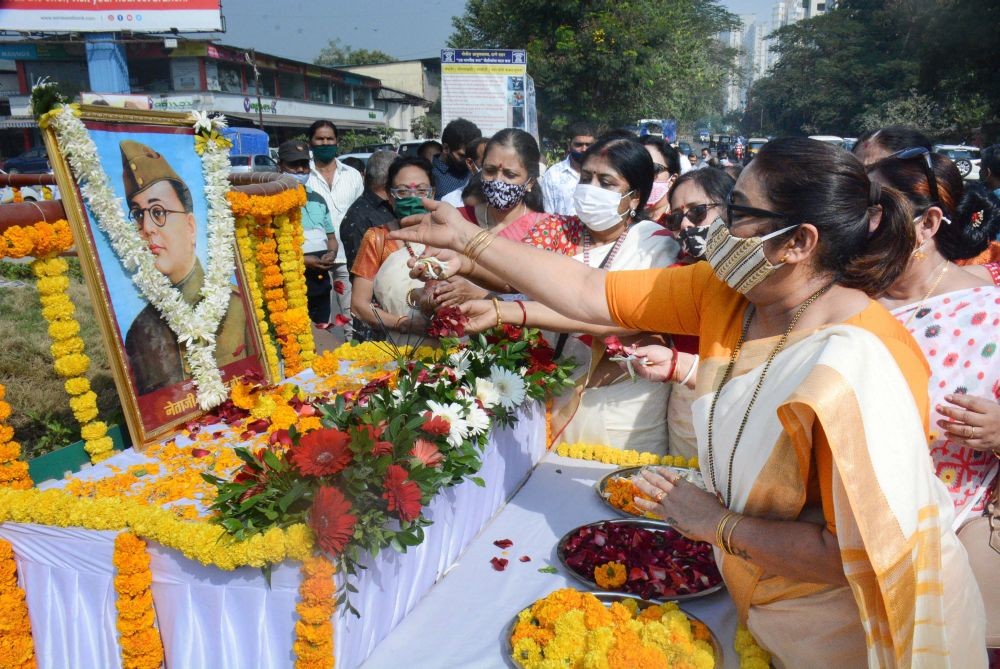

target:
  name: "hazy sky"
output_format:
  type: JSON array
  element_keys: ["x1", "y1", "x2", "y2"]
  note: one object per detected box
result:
[{"x1": 215, "y1": 0, "x2": 776, "y2": 63}]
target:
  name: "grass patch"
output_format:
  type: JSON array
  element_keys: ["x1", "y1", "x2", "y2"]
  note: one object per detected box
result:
[{"x1": 0, "y1": 260, "x2": 123, "y2": 458}]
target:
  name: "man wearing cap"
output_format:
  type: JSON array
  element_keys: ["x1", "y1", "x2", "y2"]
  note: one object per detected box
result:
[
  {"x1": 120, "y1": 140, "x2": 253, "y2": 396},
  {"x1": 277, "y1": 139, "x2": 338, "y2": 324}
]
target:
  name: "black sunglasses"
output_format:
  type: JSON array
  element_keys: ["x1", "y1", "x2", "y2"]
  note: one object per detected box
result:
[
  {"x1": 665, "y1": 203, "x2": 719, "y2": 231},
  {"x1": 652, "y1": 162, "x2": 671, "y2": 176},
  {"x1": 887, "y1": 146, "x2": 941, "y2": 206},
  {"x1": 725, "y1": 191, "x2": 789, "y2": 228}
]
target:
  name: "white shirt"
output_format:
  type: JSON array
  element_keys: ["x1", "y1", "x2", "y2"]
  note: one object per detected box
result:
[
  {"x1": 307, "y1": 159, "x2": 364, "y2": 264},
  {"x1": 539, "y1": 157, "x2": 580, "y2": 216},
  {"x1": 441, "y1": 187, "x2": 465, "y2": 208}
]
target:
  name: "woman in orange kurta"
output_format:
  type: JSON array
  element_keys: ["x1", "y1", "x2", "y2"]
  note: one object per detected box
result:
[{"x1": 391, "y1": 138, "x2": 986, "y2": 667}]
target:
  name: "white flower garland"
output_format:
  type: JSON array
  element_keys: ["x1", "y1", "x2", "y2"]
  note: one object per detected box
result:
[{"x1": 48, "y1": 106, "x2": 237, "y2": 409}]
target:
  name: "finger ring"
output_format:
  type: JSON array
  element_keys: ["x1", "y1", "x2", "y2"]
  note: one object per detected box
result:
[{"x1": 654, "y1": 490, "x2": 666, "y2": 503}]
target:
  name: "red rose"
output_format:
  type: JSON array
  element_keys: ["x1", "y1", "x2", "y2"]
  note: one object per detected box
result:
[
  {"x1": 290, "y1": 428, "x2": 353, "y2": 477},
  {"x1": 382, "y1": 464, "x2": 422, "y2": 522},
  {"x1": 527, "y1": 346, "x2": 557, "y2": 374},
  {"x1": 420, "y1": 413, "x2": 451, "y2": 436},
  {"x1": 309, "y1": 486, "x2": 356, "y2": 556}
]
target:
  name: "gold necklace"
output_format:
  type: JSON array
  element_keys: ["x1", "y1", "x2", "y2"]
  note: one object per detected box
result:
[
  {"x1": 903, "y1": 261, "x2": 949, "y2": 328},
  {"x1": 706, "y1": 283, "x2": 834, "y2": 507}
]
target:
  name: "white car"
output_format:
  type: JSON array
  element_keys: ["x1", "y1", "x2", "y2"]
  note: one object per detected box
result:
[
  {"x1": 808, "y1": 135, "x2": 845, "y2": 147},
  {"x1": 933, "y1": 144, "x2": 981, "y2": 180}
]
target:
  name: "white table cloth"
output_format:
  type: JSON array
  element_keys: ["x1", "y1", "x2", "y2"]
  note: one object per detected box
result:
[
  {"x1": 362, "y1": 453, "x2": 739, "y2": 669},
  {"x1": 0, "y1": 405, "x2": 546, "y2": 669}
]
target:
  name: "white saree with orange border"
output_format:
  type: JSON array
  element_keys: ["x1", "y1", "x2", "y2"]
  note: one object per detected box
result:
[{"x1": 692, "y1": 324, "x2": 986, "y2": 668}]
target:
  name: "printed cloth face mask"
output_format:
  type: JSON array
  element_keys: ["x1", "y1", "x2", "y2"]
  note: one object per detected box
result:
[
  {"x1": 481, "y1": 178, "x2": 529, "y2": 210},
  {"x1": 705, "y1": 217, "x2": 800, "y2": 294},
  {"x1": 573, "y1": 184, "x2": 633, "y2": 232},
  {"x1": 678, "y1": 224, "x2": 709, "y2": 258},
  {"x1": 646, "y1": 180, "x2": 672, "y2": 207}
]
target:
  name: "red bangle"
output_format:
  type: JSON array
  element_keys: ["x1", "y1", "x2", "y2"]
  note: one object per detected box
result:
[
  {"x1": 666, "y1": 346, "x2": 679, "y2": 382},
  {"x1": 514, "y1": 300, "x2": 527, "y2": 327}
]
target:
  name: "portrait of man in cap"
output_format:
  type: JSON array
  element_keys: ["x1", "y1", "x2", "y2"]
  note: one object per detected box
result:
[{"x1": 120, "y1": 140, "x2": 253, "y2": 395}]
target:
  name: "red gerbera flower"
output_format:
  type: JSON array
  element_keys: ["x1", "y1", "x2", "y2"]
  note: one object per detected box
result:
[
  {"x1": 290, "y1": 428, "x2": 353, "y2": 476},
  {"x1": 383, "y1": 464, "x2": 422, "y2": 522},
  {"x1": 527, "y1": 346, "x2": 557, "y2": 374},
  {"x1": 421, "y1": 413, "x2": 451, "y2": 436},
  {"x1": 309, "y1": 486, "x2": 356, "y2": 556}
]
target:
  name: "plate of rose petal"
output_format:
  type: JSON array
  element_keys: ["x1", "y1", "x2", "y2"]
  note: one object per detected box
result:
[{"x1": 556, "y1": 519, "x2": 725, "y2": 602}]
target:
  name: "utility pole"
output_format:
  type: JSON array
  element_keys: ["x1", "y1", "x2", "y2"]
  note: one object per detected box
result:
[{"x1": 245, "y1": 49, "x2": 264, "y2": 130}]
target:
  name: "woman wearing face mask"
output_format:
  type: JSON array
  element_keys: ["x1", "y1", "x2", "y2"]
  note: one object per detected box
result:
[
  {"x1": 349, "y1": 156, "x2": 434, "y2": 338},
  {"x1": 443, "y1": 137, "x2": 679, "y2": 452},
  {"x1": 391, "y1": 137, "x2": 986, "y2": 667},
  {"x1": 638, "y1": 136, "x2": 681, "y2": 226},
  {"x1": 869, "y1": 150, "x2": 1000, "y2": 652}
]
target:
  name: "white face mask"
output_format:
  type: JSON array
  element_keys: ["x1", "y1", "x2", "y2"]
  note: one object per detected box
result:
[
  {"x1": 705, "y1": 217, "x2": 800, "y2": 294},
  {"x1": 286, "y1": 172, "x2": 310, "y2": 185},
  {"x1": 573, "y1": 184, "x2": 633, "y2": 231}
]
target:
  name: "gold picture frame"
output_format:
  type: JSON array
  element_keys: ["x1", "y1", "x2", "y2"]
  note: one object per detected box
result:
[{"x1": 42, "y1": 105, "x2": 276, "y2": 448}]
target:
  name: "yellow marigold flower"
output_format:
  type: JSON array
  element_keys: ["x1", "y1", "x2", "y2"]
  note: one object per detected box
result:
[
  {"x1": 69, "y1": 392, "x2": 99, "y2": 423},
  {"x1": 296, "y1": 416, "x2": 322, "y2": 433},
  {"x1": 251, "y1": 395, "x2": 277, "y2": 420},
  {"x1": 85, "y1": 436, "x2": 114, "y2": 457},
  {"x1": 229, "y1": 381, "x2": 258, "y2": 411},
  {"x1": 36, "y1": 274, "x2": 70, "y2": 296},
  {"x1": 53, "y1": 353, "x2": 90, "y2": 378},
  {"x1": 0, "y1": 402, "x2": 10, "y2": 422},
  {"x1": 63, "y1": 376, "x2": 91, "y2": 396},
  {"x1": 80, "y1": 421, "x2": 107, "y2": 442}
]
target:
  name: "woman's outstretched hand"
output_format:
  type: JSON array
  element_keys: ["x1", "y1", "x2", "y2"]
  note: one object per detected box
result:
[{"x1": 390, "y1": 198, "x2": 478, "y2": 253}]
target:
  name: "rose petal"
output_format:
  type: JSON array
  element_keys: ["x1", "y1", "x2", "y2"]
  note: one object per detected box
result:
[
  {"x1": 493, "y1": 539, "x2": 514, "y2": 549},
  {"x1": 519, "y1": 555, "x2": 531, "y2": 562},
  {"x1": 191, "y1": 448, "x2": 210, "y2": 458},
  {"x1": 490, "y1": 557, "x2": 509, "y2": 571}
]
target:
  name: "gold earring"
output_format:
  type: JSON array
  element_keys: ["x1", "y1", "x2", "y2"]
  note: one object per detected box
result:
[
  {"x1": 779, "y1": 253, "x2": 789, "y2": 263},
  {"x1": 911, "y1": 242, "x2": 927, "y2": 261}
]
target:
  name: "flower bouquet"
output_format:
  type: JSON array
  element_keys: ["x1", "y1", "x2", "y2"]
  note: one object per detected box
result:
[
  {"x1": 204, "y1": 319, "x2": 575, "y2": 614},
  {"x1": 558, "y1": 520, "x2": 723, "y2": 601}
]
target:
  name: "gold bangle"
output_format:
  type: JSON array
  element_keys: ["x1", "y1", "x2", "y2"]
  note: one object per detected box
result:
[
  {"x1": 715, "y1": 511, "x2": 737, "y2": 550},
  {"x1": 394, "y1": 315, "x2": 407, "y2": 331},
  {"x1": 405, "y1": 289, "x2": 419, "y2": 309},
  {"x1": 723, "y1": 514, "x2": 747, "y2": 556},
  {"x1": 492, "y1": 297, "x2": 503, "y2": 329},
  {"x1": 463, "y1": 229, "x2": 492, "y2": 257},
  {"x1": 464, "y1": 230, "x2": 497, "y2": 262}
]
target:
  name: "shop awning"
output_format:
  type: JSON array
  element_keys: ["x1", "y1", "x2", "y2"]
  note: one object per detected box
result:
[
  {"x1": 225, "y1": 113, "x2": 384, "y2": 130},
  {"x1": 0, "y1": 118, "x2": 37, "y2": 129}
]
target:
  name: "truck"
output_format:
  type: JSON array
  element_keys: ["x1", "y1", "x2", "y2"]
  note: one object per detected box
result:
[
  {"x1": 221, "y1": 127, "x2": 270, "y2": 156},
  {"x1": 636, "y1": 119, "x2": 677, "y2": 144}
]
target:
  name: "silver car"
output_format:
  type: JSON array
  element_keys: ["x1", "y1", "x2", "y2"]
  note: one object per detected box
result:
[{"x1": 229, "y1": 154, "x2": 279, "y2": 174}]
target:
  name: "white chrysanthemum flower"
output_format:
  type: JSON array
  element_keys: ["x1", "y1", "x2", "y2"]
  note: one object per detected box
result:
[
  {"x1": 190, "y1": 110, "x2": 214, "y2": 133},
  {"x1": 489, "y1": 366, "x2": 526, "y2": 410},
  {"x1": 465, "y1": 403, "x2": 490, "y2": 436},
  {"x1": 425, "y1": 399, "x2": 469, "y2": 447},
  {"x1": 474, "y1": 378, "x2": 500, "y2": 409},
  {"x1": 448, "y1": 350, "x2": 472, "y2": 376}
]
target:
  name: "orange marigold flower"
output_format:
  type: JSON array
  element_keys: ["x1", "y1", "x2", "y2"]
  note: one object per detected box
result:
[{"x1": 594, "y1": 561, "x2": 627, "y2": 589}]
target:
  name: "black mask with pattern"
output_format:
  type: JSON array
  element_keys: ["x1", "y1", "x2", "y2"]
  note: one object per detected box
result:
[{"x1": 481, "y1": 178, "x2": 529, "y2": 210}]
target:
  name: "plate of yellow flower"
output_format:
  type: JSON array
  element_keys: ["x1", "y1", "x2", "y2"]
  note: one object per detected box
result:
[
  {"x1": 504, "y1": 589, "x2": 722, "y2": 669},
  {"x1": 597, "y1": 466, "x2": 707, "y2": 519}
]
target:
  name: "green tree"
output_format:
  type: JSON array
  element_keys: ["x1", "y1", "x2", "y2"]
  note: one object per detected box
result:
[
  {"x1": 314, "y1": 38, "x2": 397, "y2": 67},
  {"x1": 410, "y1": 114, "x2": 440, "y2": 139},
  {"x1": 448, "y1": 0, "x2": 740, "y2": 134}
]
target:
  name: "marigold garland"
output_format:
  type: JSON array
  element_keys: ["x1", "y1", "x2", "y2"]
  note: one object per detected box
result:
[
  {"x1": 226, "y1": 187, "x2": 315, "y2": 376},
  {"x1": 233, "y1": 218, "x2": 281, "y2": 374},
  {"x1": 0, "y1": 539, "x2": 37, "y2": 669},
  {"x1": 0, "y1": 487, "x2": 313, "y2": 570},
  {"x1": 556, "y1": 442, "x2": 699, "y2": 469},
  {"x1": 293, "y1": 555, "x2": 335, "y2": 669},
  {"x1": 113, "y1": 533, "x2": 164, "y2": 669},
  {"x1": 31, "y1": 256, "x2": 112, "y2": 462},
  {"x1": 0, "y1": 385, "x2": 32, "y2": 490}
]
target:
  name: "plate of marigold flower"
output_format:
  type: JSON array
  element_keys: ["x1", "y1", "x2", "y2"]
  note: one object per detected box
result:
[
  {"x1": 597, "y1": 466, "x2": 706, "y2": 519},
  {"x1": 557, "y1": 519, "x2": 724, "y2": 602},
  {"x1": 504, "y1": 588, "x2": 722, "y2": 668}
]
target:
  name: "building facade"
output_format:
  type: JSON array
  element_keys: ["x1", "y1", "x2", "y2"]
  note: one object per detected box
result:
[{"x1": 0, "y1": 39, "x2": 429, "y2": 157}]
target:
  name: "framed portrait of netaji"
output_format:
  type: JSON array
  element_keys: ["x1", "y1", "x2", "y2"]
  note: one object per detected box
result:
[{"x1": 41, "y1": 105, "x2": 275, "y2": 447}]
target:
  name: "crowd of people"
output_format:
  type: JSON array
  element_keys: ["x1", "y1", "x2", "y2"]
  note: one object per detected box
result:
[{"x1": 276, "y1": 116, "x2": 1000, "y2": 666}]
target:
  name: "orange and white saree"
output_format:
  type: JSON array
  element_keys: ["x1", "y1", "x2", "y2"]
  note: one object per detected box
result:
[{"x1": 693, "y1": 325, "x2": 986, "y2": 668}]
